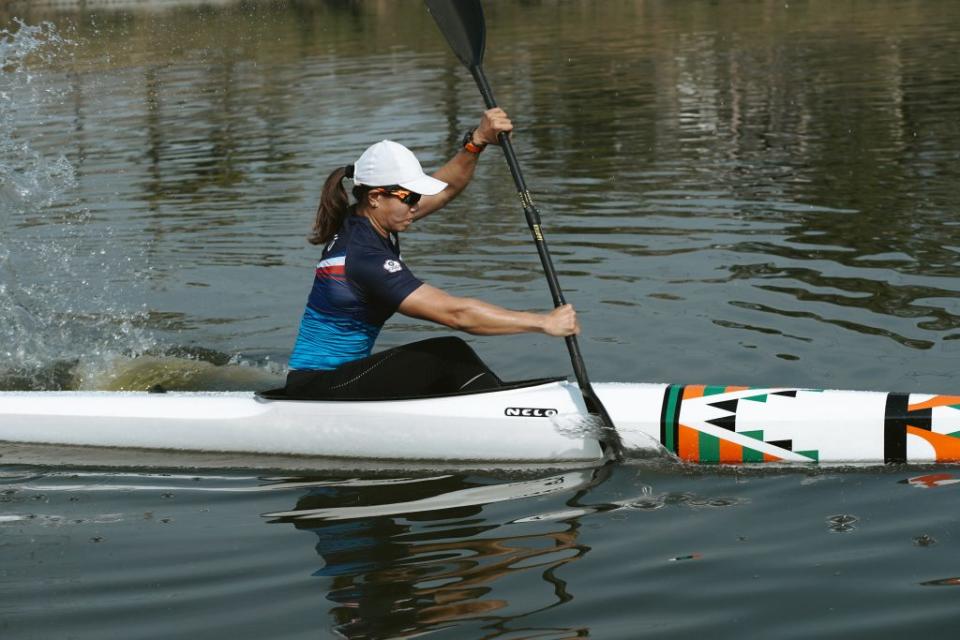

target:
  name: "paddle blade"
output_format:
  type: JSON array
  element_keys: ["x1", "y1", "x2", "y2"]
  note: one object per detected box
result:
[{"x1": 425, "y1": 0, "x2": 486, "y2": 68}]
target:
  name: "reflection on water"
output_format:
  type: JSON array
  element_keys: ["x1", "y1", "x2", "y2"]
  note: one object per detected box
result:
[
  {"x1": 261, "y1": 468, "x2": 748, "y2": 639},
  {"x1": 267, "y1": 472, "x2": 600, "y2": 639}
]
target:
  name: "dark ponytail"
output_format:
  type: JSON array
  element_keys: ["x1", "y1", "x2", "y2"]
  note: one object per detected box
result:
[{"x1": 309, "y1": 165, "x2": 356, "y2": 245}]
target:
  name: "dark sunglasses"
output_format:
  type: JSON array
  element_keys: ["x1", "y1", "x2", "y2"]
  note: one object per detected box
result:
[{"x1": 374, "y1": 186, "x2": 422, "y2": 206}]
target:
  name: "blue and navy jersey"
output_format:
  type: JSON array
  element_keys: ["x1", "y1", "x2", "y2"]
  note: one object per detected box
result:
[{"x1": 289, "y1": 214, "x2": 423, "y2": 370}]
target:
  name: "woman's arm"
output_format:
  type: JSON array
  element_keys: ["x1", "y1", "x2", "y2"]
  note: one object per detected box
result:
[
  {"x1": 398, "y1": 284, "x2": 579, "y2": 337},
  {"x1": 413, "y1": 108, "x2": 513, "y2": 220}
]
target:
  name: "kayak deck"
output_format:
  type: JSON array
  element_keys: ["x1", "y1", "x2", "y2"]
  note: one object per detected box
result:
[{"x1": 1, "y1": 381, "x2": 960, "y2": 464}]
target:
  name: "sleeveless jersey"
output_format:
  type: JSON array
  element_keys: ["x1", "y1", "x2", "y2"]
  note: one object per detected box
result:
[{"x1": 288, "y1": 214, "x2": 423, "y2": 370}]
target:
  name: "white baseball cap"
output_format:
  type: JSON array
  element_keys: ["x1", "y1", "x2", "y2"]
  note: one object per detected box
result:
[{"x1": 352, "y1": 140, "x2": 447, "y2": 196}]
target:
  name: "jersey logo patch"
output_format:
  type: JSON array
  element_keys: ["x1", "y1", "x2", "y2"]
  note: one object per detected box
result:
[{"x1": 383, "y1": 259, "x2": 402, "y2": 273}]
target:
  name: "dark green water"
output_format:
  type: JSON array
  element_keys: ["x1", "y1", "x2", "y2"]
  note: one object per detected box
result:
[{"x1": 2, "y1": 1, "x2": 960, "y2": 637}]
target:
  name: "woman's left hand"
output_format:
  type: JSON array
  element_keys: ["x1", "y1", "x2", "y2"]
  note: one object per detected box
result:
[{"x1": 474, "y1": 108, "x2": 513, "y2": 146}]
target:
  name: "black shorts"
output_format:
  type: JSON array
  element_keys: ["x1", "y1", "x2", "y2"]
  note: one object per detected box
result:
[{"x1": 284, "y1": 337, "x2": 502, "y2": 400}]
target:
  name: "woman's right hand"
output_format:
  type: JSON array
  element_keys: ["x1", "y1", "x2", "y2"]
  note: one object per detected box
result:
[
  {"x1": 475, "y1": 107, "x2": 513, "y2": 146},
  {"x1": 542, "y1": 304, "x2": 580, "y2": 337}
]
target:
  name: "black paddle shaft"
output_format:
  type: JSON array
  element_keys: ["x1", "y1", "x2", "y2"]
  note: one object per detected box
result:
[
  {"x1": 471, "y1": 71, "x2": 562, "y2": 301},
  {"x1": 425, "y1": 0, "x2": 624, "y2": 460},
  {"x1": 471, "y1": 68, "x2": 621, "y2": 449}
]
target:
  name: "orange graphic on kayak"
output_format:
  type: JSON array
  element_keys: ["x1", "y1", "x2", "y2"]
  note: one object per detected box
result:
[
  {"x1": 908, "y1": 396, "x2": 960, "y2": 412},
  {"x1": 906, "y1": 426, "x2": 960, "y2": 462}
]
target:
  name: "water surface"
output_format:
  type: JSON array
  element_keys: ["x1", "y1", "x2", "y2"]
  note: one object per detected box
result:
[{"x1": 2, "y1": 1, "x2": 960, "y2": 637}]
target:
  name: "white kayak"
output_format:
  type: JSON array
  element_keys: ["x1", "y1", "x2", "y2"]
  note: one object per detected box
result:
[{"x1": 1, "y1": 378, "x2": 959, "y2": 464}]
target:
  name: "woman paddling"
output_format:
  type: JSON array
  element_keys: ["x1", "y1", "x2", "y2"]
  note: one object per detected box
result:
[{"x1": 285, "y1": 108, "x2": 579, "y2": 400}]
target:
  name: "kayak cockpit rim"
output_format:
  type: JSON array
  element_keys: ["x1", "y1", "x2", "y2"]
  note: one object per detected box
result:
[{"x1": 254, "y1": 376, "x2": 568, "y2": 403}]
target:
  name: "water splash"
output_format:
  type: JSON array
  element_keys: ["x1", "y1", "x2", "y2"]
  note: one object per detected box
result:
[
  {"x1": 0, "y1": 20, "x2": 75, "y2": 211},
  {"x1": 549, "y1": 410, "x2": 665, "y2": 460},
  {"x1": 75, "y1": 353, "x2": 285, "y2": 391},
  {"x1": 0, "y1": 19, "x2": 154, "y2": 389}
]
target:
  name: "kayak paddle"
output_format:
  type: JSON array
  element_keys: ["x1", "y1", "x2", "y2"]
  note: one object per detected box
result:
[{"x1": 425, "y1": 0, "x2": 626, "y2": 462}]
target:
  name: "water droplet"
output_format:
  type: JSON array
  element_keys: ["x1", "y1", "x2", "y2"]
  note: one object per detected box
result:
[
  {"x1": 914, "y1": 534, "x2": 936, "y2": 547},
  {"x1": 826, "y1": 514, "x2": 858, "y2": 532}
]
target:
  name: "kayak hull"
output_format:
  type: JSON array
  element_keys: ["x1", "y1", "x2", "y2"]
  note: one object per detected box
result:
[
  {"x1": 0, "y1": 381, "x2": 609, "y2": 462},
  {"x1": 2, "y1": 381, "x2": 960, "y2": 464}
]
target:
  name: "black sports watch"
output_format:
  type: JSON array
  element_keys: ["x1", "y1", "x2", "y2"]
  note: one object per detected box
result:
[{"x1": 462, "y1": 128, "x2": 486, "y2": 154}]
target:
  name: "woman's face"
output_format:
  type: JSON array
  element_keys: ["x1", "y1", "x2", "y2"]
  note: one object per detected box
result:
[{"x1": 367, "y1": 188, "x2": 420, "y2": 234}]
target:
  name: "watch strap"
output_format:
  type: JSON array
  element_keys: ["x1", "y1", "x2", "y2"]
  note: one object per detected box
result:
[{"x1": 462, "y1": 128, "x2": 486, "y2": 154}]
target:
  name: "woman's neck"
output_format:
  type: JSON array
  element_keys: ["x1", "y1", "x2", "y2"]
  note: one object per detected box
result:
[{"x1": 355, "y1": 204, "x2": 389, "y2": 238}]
